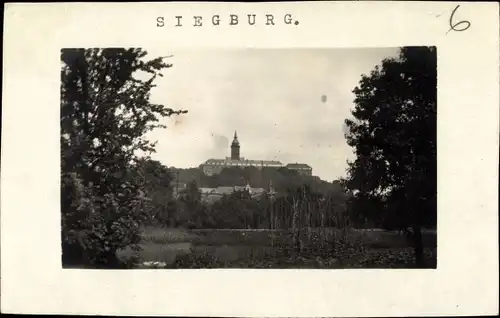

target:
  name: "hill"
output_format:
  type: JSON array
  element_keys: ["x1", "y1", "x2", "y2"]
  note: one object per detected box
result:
[{"x1": 169, "y1": 166, "x2": 342, "y2": 196}]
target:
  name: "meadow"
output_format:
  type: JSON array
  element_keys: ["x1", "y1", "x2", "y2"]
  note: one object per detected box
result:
[{"x1": 117, "y1": 227, "x2": 437, "y2": 269}]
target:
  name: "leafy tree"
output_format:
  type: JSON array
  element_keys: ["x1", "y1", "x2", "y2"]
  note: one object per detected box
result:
[
  {"x1": 209, "y1": 194, "x2": 241, "y2": 228},
  {"x1": 180, "y1": 180, "x2": 201, "y2": 204},
  {"x1": 342, "y1": 46, "x2": 437, "y2": 267},
  {"x1": 61, "y1": 48, "x2": 186, "y2": 267},
  {"x1": 134, "y1": 159, "x2": 174, "y2": 225},
  {"x1": 177, "y1": 180, "x2": 203, "y2": 228}
]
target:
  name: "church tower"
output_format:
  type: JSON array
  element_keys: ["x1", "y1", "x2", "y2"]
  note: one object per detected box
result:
[{"x1": 231, "y1": 130, "x2": 240, "y2": 160}]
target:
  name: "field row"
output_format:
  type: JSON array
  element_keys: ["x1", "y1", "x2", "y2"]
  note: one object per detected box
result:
[{"x1": 116, "y1": 227, "x2": 437, "y2": 268}]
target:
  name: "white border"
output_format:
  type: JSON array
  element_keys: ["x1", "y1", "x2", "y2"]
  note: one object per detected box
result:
[{"x1": 2, "y1": 2, "x2": 499, "y2": 316}]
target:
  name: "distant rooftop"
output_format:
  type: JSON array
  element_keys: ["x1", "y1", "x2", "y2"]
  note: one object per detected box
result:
[
  {"x1": 199, "y1": 185, "x2": 267, "y2": 197},
  {"x1": 203, "y1": 158, "x2": 283, "y2": 166},
  {"x1": 286, "y1": 163, "x2": 312, "y2": 169},
  {"x1": 199, "y1": 187, "x2": 215, "y2": 194},
  {"x1": 215, "y1": 186, "x2": 236, "y2": 195}
]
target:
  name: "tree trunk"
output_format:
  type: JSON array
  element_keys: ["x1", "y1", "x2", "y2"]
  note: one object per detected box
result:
[
  {"x1": 291, "y1": 198, "x2": 301, "y2": 253},
  {"x1": 270, "y1": 201, "x2": 275, "y2": 247},
  {"x1": 411, "y1": 225, "x2": 425, "y2": 268},
  {"x1": 306, "y1": 202, "x2": 312, "y2": 244}
]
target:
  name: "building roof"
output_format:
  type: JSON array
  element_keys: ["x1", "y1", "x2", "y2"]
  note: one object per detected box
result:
[
  {"x1": 233, "y1": 186, "x2": 247, "y2": 192},
  {"x1": 286, "y1": 163, "x2": 312, "y2": 169},
  {"x1": 215, "y1": 186, "x2": 235, "y2": 195},
  {"x1": 231, "y1": 131, "x2": 240, "y2": 147},
  {"x1": 199, "y1": 186, "x2": 268, "y2": 196},
  {"x1": 250, "y1": 188, "x2": 265, "y2": 194},
  {"x1": 199, "y1": 187, "x2": 215, "y2": 194},
  {"x1": 234, "y1": 186, "x2": 265, "y2": 194},
  {"x1": 202, "y1": 158, "x2": 283, "y2": 166}
]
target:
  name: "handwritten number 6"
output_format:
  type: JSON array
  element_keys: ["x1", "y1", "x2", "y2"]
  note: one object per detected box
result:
[{"x1": 448, "y1": 5, "x2": 471, "y2": 34}]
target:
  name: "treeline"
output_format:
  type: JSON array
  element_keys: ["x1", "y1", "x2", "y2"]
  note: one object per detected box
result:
[
  {"x1": 178, "y1": 183, "x2": 355, "y2": 230},
  {"x1": 172, "y1": 166, "x2": 342, "y2": 196},
  {"x1": 140, "y1": 160, "x2": 433, "y2": 232},
  {"x1": 140, "y1": 164, "x2": 372, "y2": 230}
]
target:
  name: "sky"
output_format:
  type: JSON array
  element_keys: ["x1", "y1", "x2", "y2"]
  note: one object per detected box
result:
[{"x1": 142, "y1": 47, "x2": 400, "y2": 182}]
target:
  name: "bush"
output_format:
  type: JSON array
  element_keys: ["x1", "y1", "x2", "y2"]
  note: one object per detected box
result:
[{"x1": 61, "y1": 172, "x2": 145, "y2": 268}]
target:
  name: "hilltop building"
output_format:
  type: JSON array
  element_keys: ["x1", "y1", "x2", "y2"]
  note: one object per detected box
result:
[{"x1": 200, "y1": 131, "x2": 312, "y2": 176}]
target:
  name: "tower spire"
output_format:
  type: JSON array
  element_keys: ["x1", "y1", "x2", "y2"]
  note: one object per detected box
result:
[{"x1": 231, "y1": 130, "x2": 240, "y2": 160}]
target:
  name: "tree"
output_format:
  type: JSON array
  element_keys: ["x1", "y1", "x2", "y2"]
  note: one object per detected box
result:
[
  {"x1": 134, "y1": 158, "x2": 174, "y2": 225},
  {"x1": 61, "y1": 48, "x2": 186, "y2": 267},
  {"x1": 342, "y1": 46, "x2": 437, "y2": 267},
  {"x1": 178, "y1": 180, "x2": 203, "y2": 228}
]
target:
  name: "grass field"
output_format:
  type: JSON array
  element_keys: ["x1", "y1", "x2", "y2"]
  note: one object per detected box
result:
[{"x1": 117, "y1": 227, "x2": 437, "y2": 269}]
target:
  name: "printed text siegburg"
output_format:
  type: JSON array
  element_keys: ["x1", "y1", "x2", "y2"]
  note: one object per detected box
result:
[{"x1": 156, "y1": 14, "x2": 299, "y2": 27}]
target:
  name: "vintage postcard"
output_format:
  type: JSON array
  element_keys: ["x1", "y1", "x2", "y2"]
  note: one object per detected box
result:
[{"x1": 1, "y1": 1, "x2": 499, "y2": 317}]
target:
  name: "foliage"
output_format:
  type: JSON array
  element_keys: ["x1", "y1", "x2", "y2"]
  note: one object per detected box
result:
[
  {"x1": 61, "y1": 48, "x2": 186, "y2": 268},
  {"x1": 175, "y1": 180, "x2": 203, "y2": 228},
  {"x1": 166, "y1": 163, "x2": 352, "y2": 230},
  {"x1": 119, "y1": 226, "x2": 436, "y2": 269},
  {"x1": 166, "y1": 242, "x2": 436, "y2": 269},
  {"x1": 164, "y1": 181, "x2": 352, "y2": 233},
  {"x1": 209, "y1": 191, "x2": 263, "y2": 229},
  {"x1": 133, "y1": 158, "x2": 174, "y2": 225},
  {"x1": 174, "y1": 166, "x2": 341, "y2": 197},
  {"x1": 342, "y1": 46, "x2": 437, "y2": 266}
]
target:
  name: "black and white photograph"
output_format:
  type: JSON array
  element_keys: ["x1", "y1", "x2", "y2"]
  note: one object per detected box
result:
[{"x1": 61, "y1": 47, "x2": 437, "y2": 269}]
